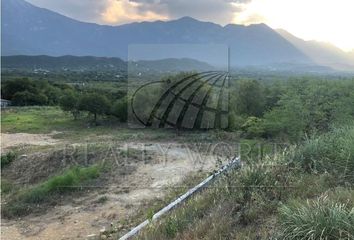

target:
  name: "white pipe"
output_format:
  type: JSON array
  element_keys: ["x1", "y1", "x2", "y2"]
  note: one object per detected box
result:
[{"x1": 119, "y1": 156, "x2": 241, "y2": 240}]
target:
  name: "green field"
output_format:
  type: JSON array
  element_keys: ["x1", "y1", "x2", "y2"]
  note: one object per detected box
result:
[{"x1": 1, "y1": 107, "x2": 81, "y2": 133}]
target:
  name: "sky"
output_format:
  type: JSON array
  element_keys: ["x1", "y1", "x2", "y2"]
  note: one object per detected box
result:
[{"x1": 26, "y1": 0, "x2": 354, "y2": 52}]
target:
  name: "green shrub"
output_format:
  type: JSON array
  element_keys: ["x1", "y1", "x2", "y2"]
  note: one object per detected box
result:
[
  {"x1": 241, "y1": 117, "x2": 265, "y2": 138},
  {"x1": 1, "y1": 151, "x2": 16, "y2": 168},
  {"x1": 263, "y1": 94, "x2": 308, "y2": 142},
  {"x1": 294, "y1": 126, "x2": 354, "y2": 183},
  {"x1": 279, "y1": 196, "x2": 354, "y2": 240},
  {"x1": 96, "y1": 196, "x2": 108, "y2": 204},
  {"x1": 227, "y1": 112, "x2": 247, "y2": 131}
]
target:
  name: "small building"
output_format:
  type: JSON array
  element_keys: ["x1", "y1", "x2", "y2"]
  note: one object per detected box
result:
[{"x1": 0, "y1": 99, "x2": 11, "y2": 108}]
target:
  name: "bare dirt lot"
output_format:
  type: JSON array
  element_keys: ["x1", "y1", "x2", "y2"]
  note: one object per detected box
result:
[
  {"x1": 1, "y1": 138, "x2": 222, "y2": 240},
  {"x1": 1, "y1": 132, "x2": 60, "y2": 151}
]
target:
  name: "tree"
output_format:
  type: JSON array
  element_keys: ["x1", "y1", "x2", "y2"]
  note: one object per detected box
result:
[
  {"x1": 78, "y1": 93, "x2": 110, "y2": 124},
  {"x1": 111, "y1": 97, "x2": 128, "y2": 122},
  {"x1": 59, "y1": 90, "x2": 80, "y2": 119},
  {"x1": 2, "y1": 78, "x2": 63, "y2": 106},
  {"x1": 38, "y1": 81, "x2": 62, "y2": 105},
  {"x1": 232, "y1": 80, "x2": 265, "y2": 117},
  {"x1": 2, "y1": 78, "x2": 36, "y2": 100},
  {"x1": 263, "y1": 93, "x2": 309, "y2": 142},
  {"x1": 12, "y1": 90, "x2": 48, "y2": 106}
]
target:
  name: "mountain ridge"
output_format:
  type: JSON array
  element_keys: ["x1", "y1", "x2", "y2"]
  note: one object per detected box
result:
[
  {"x1": 2, "y1": 0, "x2": 353, "y2": 71},
  {"x1": 277, "y1": 29, "x2": 354, "y2": 71}
]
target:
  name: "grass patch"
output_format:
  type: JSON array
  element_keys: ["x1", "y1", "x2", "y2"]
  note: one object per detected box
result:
[
  {"x1": 1, "y1": 106, "x2": 244, "y2": 144},
  {"x1": 294, "y1": 125, "x2": 354, "y2": 183},
  {"x1": 2, "y1": 165, "x2": 101, "y2": 217},
  {"x1": 279, "y1": 195, "x2": 354, "y2": 240},
  {"x1": 23, "y1": 165, "x2": 100, "y2": 203},
  {"x1": 1, "y1": 179, "x2": 14, "y2": 194},
  {"x1": 1, "y1": 151, "x2": 16, "y2": 168},
  {"x1": 136, "y1": 160, "x2": 283, "y2": 240},
  {"x1": 132, "y1": 128, "x2": 354, "y2": 239},
  {"x1": 139, "y1": 188, "x2": 223, "y2": 239},
  {"x1": 0, "y1": 107, "x2": 181, "y2": 141},
  {"x1": 1, "y1": 106, "x2": 81, "y2": 133}
]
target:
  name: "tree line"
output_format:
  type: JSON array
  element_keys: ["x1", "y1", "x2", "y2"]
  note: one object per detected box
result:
[
  {"x1": 228, "y1": 78, "x2": 354, "y2": 142},
  {"x1": 1, "y1": 78, "x2": 127, "y2": 124},
  {"x1": 2, "y1": 75, "x2": 354, "y2": 141}
]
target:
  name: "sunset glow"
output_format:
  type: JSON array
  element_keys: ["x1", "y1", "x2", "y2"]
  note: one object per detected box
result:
[
  {"x1": 101, "y1": 0, "x2": 168, "y2": 24},
  {"x1": 233, "y1": 0, "x2": 354, "y2": 52}
]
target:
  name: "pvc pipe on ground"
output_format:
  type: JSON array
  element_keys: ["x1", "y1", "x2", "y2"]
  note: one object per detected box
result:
[{"x1": 119, "y1": 156, "x2": 241, "y2": 240}]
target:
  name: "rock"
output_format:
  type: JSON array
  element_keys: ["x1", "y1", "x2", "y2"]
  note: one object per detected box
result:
[
  {"x1": 87, "y1": 234, "x2": 98, "y2": 240},
  {"x1": 100, "y1": 235, "x2": 107, "y2": 240}
]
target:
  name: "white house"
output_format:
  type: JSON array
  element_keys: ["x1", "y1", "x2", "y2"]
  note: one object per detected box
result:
[{"x1": 0, "y1": 99, "x2": 11, "y2": 108}]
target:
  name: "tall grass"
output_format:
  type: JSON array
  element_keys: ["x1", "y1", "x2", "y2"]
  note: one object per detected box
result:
[
  {"x1": 137, "y1": 185, "x2": 222, "y2": 239},
  {"x1": 22, "y1": 165, "x2": 100, "y2": 203},
  {"x1": 294, "y1": 126, "x2": 354, "y2": 183},
  {"x1": 1, "y1": 151, "x2": 16, "y2": 168},
  {"x1": 136, "y1": 156, "x2": 287, "y2": 239},
  {"x1": 2, "y1": 165, "x2": 100, "y2": 217},
  {"x1": 279, "y1": 195, "x2": 354, "y2": 240}
]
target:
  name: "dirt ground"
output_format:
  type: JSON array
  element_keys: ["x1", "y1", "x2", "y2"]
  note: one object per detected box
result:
[
  {"x1": 1, "y1": 132, "x2": 59, "y2": 151},
  {"x1": 1, "y1": 136, "x2": 222, "y2": 240}
]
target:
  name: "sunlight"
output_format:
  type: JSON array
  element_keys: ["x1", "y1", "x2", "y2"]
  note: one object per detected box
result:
[
  {"x1": 101, "y1": 0, "x2": 168, "y2": 24},
  {"x1": 233, "y1": 0, "x2": 354, "y2": 51}
]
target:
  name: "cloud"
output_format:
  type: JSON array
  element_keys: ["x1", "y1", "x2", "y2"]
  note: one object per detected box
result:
[
  {"x1": 26, "y1": 0, "x2": 252, "y2": 25},
  {"x1": 128, "y1": 0, "x2": 252, "y2": 25},
  {"x1": 101, "y1": 0, "x2": 168, "y2": 24}
]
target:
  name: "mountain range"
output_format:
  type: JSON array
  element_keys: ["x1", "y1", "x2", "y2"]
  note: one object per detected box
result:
[{"x1": 2, "y1": 0, "x2": 354, "y2": 71}]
